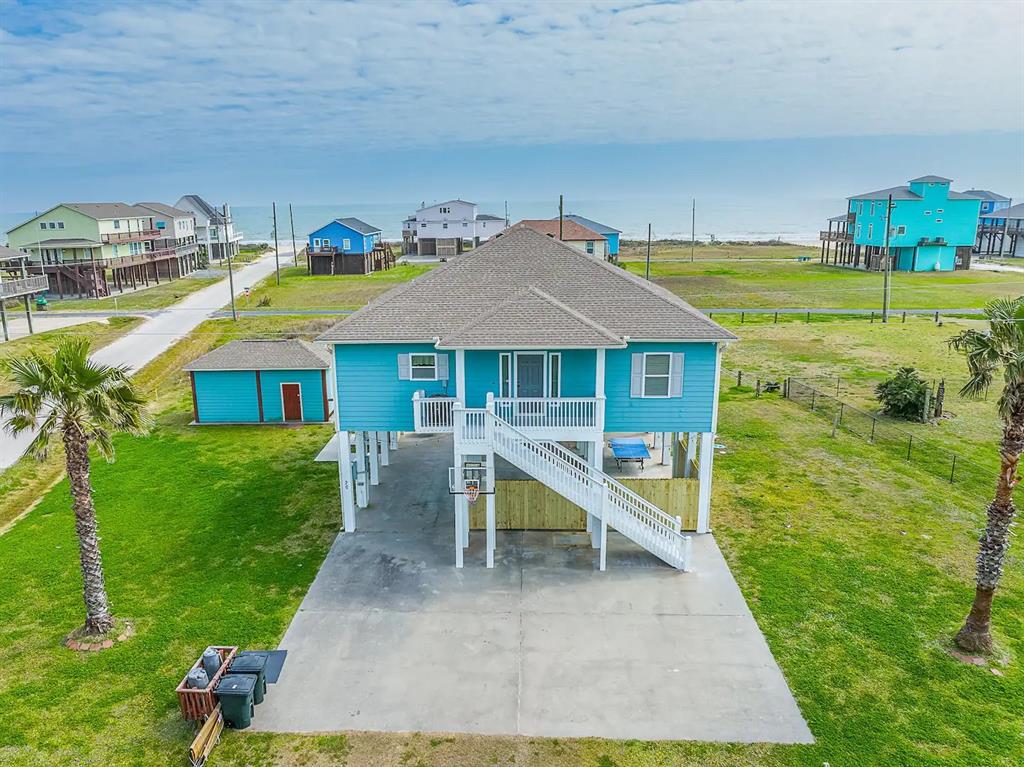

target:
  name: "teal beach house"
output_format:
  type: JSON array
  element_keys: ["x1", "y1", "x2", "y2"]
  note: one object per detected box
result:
[
  {"x1": 560, "y1": 214, "x2": 622, "y2": 257},
  {"x1": 317, "y1": 226, "x2": 735, "y2": 572},
  {"x1": 820, "y1": 175, "x2": 981, "y2": 271},
  {"x1": 184, "y1": 340, "x2": 332, "y2": 424}
]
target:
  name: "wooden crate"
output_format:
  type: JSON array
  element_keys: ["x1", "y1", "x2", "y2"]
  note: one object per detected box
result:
[{"x1": 176, "y1": 646, "x2": 238, "y2": 721}]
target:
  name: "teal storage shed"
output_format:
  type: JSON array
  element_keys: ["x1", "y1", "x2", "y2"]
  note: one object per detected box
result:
[{"x1": 184, "y1": 339, "x2": 332, "y2": 425}]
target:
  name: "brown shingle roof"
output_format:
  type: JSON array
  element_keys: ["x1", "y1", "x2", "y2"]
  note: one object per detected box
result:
[
  {"x1": 318, "y1": 226, "x2": 734, "y2": 347},
  {"x1": 513, "y1": 219, "x2": 606, "y2": 241},
  {"x1": 183, "y1": 339, "x2": 331, "y2": 371}
]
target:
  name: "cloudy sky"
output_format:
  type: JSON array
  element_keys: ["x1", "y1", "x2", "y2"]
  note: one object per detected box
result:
[{"x1": 1, "y1": 0, "x2": 1022, "y2": 217}]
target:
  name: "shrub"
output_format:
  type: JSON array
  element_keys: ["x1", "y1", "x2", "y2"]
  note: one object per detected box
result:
[{"x1": 876, "y1": 367, "x2": 929, "y2": 422}]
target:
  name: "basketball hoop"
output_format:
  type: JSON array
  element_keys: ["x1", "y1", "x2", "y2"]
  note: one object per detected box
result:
[
  {"x1": 463, "y1": 480, "x2": 481, "y2": 504},
  {"x1": 449, "y1": 465, "x2": 493, "y2": 502}
]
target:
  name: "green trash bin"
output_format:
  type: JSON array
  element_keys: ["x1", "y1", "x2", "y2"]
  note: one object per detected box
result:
[
  {"x1": 215, "y1": 674, "x2": 256, "y2": 729},
  {"x1": 229, "y1": 651, "x2": 269, "y2": 704}
]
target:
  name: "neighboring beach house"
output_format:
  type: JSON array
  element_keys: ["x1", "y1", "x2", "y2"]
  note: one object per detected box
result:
[
  {"x1": 964, "y1": 189, "x2": 1012, "y2": 218},
  {"x1": 5, "y1": 202, "x2": 201, "y2": 298},
  {"x1": 183, "y1": 339, "x2": 332, "y2": 425},
  {"x1": 820, "y1": 175, "x2": 981, "y2": 271},
  {"x1": 135, "y1": 201, "x2": 200, "y2": 266},
  {"x1": 175, "y1": 195, "x2": 243, "y2": 262},
  {"x1": 306, "y1": 217, "x2": 393, "y2": 275},
  {"x1": 556, "y1": 214, "x2": 622, "y2": 256},
  {"x1": 317, "y1": 226, "x2": 735, "y2": 571},
  {"x1": 513, "y1": 219, "x2": 609, "y2": 260},
  {"x1": 401, "y1": 199, "x2": 508, "y2": 256},
  {"x1": 977, "y1": 201, "x2": 1024, "y2": 258}
]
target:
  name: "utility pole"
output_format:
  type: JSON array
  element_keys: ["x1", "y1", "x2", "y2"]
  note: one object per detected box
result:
[
  {"x1": 224, "y1": 205, "x2": 237, "y2": 321},
  {"x1": 272, "y1": 201, "x2": 281, "y2": 286},
  {"x1": 289, "y1": 203, "x2": 301, "y2": 275},
  {"x1": 558, "y1": 194, "x2": 564, "y2": 240},
  {"x1": 504, "y1": 200, "x2": 509, "y2": 228},
  {"x1": 645, "y1": 223, "x2": 652, "y2": 280},
  {"x1": 882, "y1": 193, "x2": 894, "y2": 323},
  {"x1": 690, "y1": 198, "x2": 696, "y2": 262}
]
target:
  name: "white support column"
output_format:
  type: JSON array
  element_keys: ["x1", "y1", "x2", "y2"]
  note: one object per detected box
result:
[
  {"x1": 379, "y1": 429, "x2": 391, "y2": 466},
  {"x1": 684, "y1": 432, "x2": 697, "y2": 478},
  {"x1": 697, "y1": 431, "x2": 714, "y2": 534},
  {"x1": 455, "y1": 349, "x2": 466, "y2": 404},
  {"x1": 660, "y1": 432, "x2": 671, "y2": 465},
  {"x1": 598, "y1": 503, "x2": 608, "y2": 571},
  {"x1": 454, "y1": 491, "x2": 464, "y2": 568},
  {"x1": 337, "y1": 430, "x2": 356, "y2": 532},
  {"x1": 368, "y1": 431, "x2": 381, "y2": 485},
  {"x1": 388, "y1": 431, "x2": 399, "y2": 450},
  {"x1": 355, "y1": 431, "x2": 369, "y2": 508},
  {"x1": 485, "y1": 395, "x2": 496, "y2": 568}
]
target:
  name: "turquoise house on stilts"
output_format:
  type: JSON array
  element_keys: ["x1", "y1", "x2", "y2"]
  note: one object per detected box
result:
[{"x1": 316, "y1": 226, "x2": 735, "y2": 572}]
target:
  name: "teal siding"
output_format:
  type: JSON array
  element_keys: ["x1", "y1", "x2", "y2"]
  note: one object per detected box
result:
[
  {"x1": 193, "y1": 371, "x2": 260, "y2": 423},
  {"x1": 604, "y1": 342, "x2": 718, "y2": 433},
  {"x1": 260, "y1": 369, "x2": 327, "y2": 422},
  {"x1": 335, "y1": 343, "x2": 453, "y2": 430},
  {"x1": 464, "y1": 349, "x2": 596, "y2": 407}
]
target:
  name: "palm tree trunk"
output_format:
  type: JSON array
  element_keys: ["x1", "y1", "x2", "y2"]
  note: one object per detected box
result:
[
  {"x1": 956, "y1": 403, "x2": 1023, "y2": 653},
  {"x1": 62, "y1": 424, "x2": 115, "y2": 634}
]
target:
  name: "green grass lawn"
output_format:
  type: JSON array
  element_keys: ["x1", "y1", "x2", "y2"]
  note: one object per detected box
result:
[
  {"x1": 630, "y1": 260, "x2": 1024, "y2": 310},
  {"x1": 240, "y1": 264, "x2": 436, "y2": 311},
  {"x1": 47, "y1": 275, "x2": 222, "y2": 312},
  {"x1": 619, "y1": 241, "x2": 818, "y2": 261},
  {"x1": 1, "y1": 315, "x2": 1021, "y2": 766}
]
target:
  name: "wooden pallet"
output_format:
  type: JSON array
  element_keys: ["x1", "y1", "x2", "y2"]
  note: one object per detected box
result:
[{"x1": 176, "y1": 646, "x2": 238, "y2": 721}]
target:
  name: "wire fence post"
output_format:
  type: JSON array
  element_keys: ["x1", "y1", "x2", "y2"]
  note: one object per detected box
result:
[
  {"x1": 806, "y1": 311, "x2": 811, "y2": 323},
  {"x1": 838, "y1": 402, "x2": 844, "y2": 427},
  {"x1": 810, "y1": 390, "x2": 816, "y2": 411},
  {"x1": 871, "y1": 311, "x2": 875, "y2": 323},
  {"x1": 755, "y1": 378, "x2": 762, "y2": 398},
  {"x1": 870, "y1": 416, "x2": 876, "y2": 443},
  {"x1": 737, "y1": 370, "x2": 743, "y2": 387},
  {"x1": 902, "y1": 311, "x2": 907, "y2": 323},
  {"x1": 949, "y1": 454, "x2": 957, "y2": 484},
  {"x1": 906, "y1": 435, "x2": 913, "y2": 461},
  {"x1": 774, "y1": 311, "x2": 779, "y2": 324},
  {"x1": 741, "y1": 311, "x2": 745, "y2": 324},
  {"x1": 836, "y1": 377, "x2": 841, "y2": 397}
]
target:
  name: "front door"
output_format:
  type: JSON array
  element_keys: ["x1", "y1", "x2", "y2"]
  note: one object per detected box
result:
[
  {"x1": 516, "y1": 354, "x2": 545, "y2": 398},
  {"x1": 281, "y1": 383, "x2": 303, "y2": 421}
]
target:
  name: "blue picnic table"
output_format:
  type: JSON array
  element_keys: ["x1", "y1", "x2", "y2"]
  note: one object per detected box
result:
[{"x1": 608, "y1": 437, "x2": 651, "y2": 470}]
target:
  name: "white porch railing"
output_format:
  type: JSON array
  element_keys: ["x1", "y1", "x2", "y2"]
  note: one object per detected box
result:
[
  {"x1": 492, "y1": 396, "x2": 604, "y2": 433},
  {"x1": 412, "y1": 391, "x2": 457, "y2": 433}
]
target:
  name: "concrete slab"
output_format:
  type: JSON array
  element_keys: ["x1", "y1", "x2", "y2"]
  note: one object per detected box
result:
[{"x1": 254, "y1": 432, "x2": 812, "y2": 744}]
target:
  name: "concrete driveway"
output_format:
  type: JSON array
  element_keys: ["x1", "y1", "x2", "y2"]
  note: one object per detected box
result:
[{"x1": 254, "y1": 433, "x2": 812, "y2": 743}]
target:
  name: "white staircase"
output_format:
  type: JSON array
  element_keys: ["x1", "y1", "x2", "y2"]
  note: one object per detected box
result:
[{"x1": 458, "y1": 407, "x2": 692, "y2": 570}]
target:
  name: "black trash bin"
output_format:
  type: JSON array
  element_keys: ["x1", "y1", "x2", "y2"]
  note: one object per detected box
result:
[
  {"x1": 215, "y1": 674, "x2": 256, "y2": 729},
  {"x1": 229, "y1": 651, "x2": 269, "y2": 704}
]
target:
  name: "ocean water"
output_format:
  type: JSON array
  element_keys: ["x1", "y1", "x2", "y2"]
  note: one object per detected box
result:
[{"x1": 2, "y1": 196, "x2": 837, "y2": 247}]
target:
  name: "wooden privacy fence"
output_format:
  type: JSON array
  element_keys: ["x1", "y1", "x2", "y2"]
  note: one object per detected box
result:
[{"x1": 469, "y1": 478, "x2": 700, "y2": 532}]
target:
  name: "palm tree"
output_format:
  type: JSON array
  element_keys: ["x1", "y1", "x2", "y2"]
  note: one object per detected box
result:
[
  {"x1": 0, "y1": 337, "x2": 150, "y2": 635},
  {"x1": 949, "y1": 296, "x2": 1024, "y2": 653}
]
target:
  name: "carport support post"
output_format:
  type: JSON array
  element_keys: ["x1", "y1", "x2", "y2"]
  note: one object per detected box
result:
[
  {"x1": 697, "y1": 432, "x2": 714, "y2": 533},
  {"x1": 368, "y1": 431, "x2": 380, "y2": 485},
  {"x1": 485, "y1": 396, "x2": 497, "y2": 568},
  {"x1": 388, "y1": 431, "x2": 399, "y2": 450},
  {"x1": 379, "y1": 430, "x2": 390, "y2": 466},
  {"x1": 355, "y1": 432, "x2": 369, "y2": 508},
  {"x1": 660, "y1": 432, "x2": 672, "y2": 465},
  {"x1": 683, "y1": 432, "x2": 697, "y2": 478},
  {"x1": 337, "y1": 430, "x2": 357, "y2": 532}
]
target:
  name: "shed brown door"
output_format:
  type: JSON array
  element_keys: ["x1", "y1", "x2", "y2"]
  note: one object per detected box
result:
[{"x1": 281, "y1": 383, "x2": 303, "y2": 421}]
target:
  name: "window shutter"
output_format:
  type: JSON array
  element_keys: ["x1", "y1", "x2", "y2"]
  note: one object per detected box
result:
[
  {"x1": 670, "y1": 353, "x2": 684, "y2": 397},
  {"x1": 398, "y1": 354, "x2": 411, "y2": 380},
  {"x1": 630, "y1": 353, "x2": 644, "y2": 397},
  {"x1": 436, "y1": 354, "x2": 449, "y2": 381}
]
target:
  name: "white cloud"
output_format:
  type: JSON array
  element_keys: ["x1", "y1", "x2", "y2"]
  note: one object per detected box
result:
[{"x1": 0, "y1": 0, "x2": 1021, "y2": 160}]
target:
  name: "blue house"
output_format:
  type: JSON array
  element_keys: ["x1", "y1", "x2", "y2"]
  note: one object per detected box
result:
[
  {"x1": 307, "y1": 217, "x2": 389, "y2": 275},
  {"x1": 184, "y1": 340, "x2": 332, "y2": 424},
  {"x1": 559, "y1": 214, "x2": 622, "y2": 256},
  {"x1": 964, "y1": 189, "x2": 1012, "y2": 218},
  {"x1": 317, "y1": 226, "x2": 735, "y2": 572},
  {"x1": 821, "y1": 175, "x2": 982, "y2": 272}
]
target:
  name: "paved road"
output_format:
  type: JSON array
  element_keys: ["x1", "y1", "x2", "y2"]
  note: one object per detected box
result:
[{"x1": 0, "y1": 250, "x2": 293, "y2": 471}]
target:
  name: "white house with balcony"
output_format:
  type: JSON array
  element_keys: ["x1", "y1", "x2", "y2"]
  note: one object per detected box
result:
[
  {"x1": 316, "y1": 226, "x2": 734, "y2": 572},
  {"x1": 175, "y1": 194, "x2": 243, "y2": 262},
  {"x1": 401, "y1": 199, "x2": 508, "y2": 256}
]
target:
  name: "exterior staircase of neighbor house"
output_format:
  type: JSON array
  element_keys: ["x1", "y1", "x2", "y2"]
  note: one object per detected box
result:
[{"x1": 455, "y1": 405, "x2": 692, "y2": 570}]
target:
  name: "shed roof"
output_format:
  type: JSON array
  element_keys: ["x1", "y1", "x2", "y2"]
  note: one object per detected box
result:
[
  {"x1": 334, "y1": 217, "x2": 381, "y2": 235},
  {"x1": 183, "y1": 339, "x2": 331, "y2": 371},
  {"x1": 0, "y1": 245, "x2": 29, "y2": 261},
  {"x1": 560, "y1": 214, "x2": 622, "y2": 235},
  {"x1": 513, "y1": 219, "x2": 606, "y2": 241},
  {"x1": 317, "y1": 226, "x2": 734, "y2": 347}
]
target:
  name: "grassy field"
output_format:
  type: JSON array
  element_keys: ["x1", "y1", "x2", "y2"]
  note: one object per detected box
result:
[
  {"x1": 47, "y1": 275, "x2": 221, "y2": 312},
  {"x1": 619, "y1": 241, "x2": 818, "y2": 261},
  {"x1": 630, "y1": 260, "x2": 1024, "y2": 310},
  {"x1": 1, "y1": 309, "x2": 1021, "y2": 765},
  {"x1": 243, "y1": 264, "x2": 435, "y2": 311}
]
